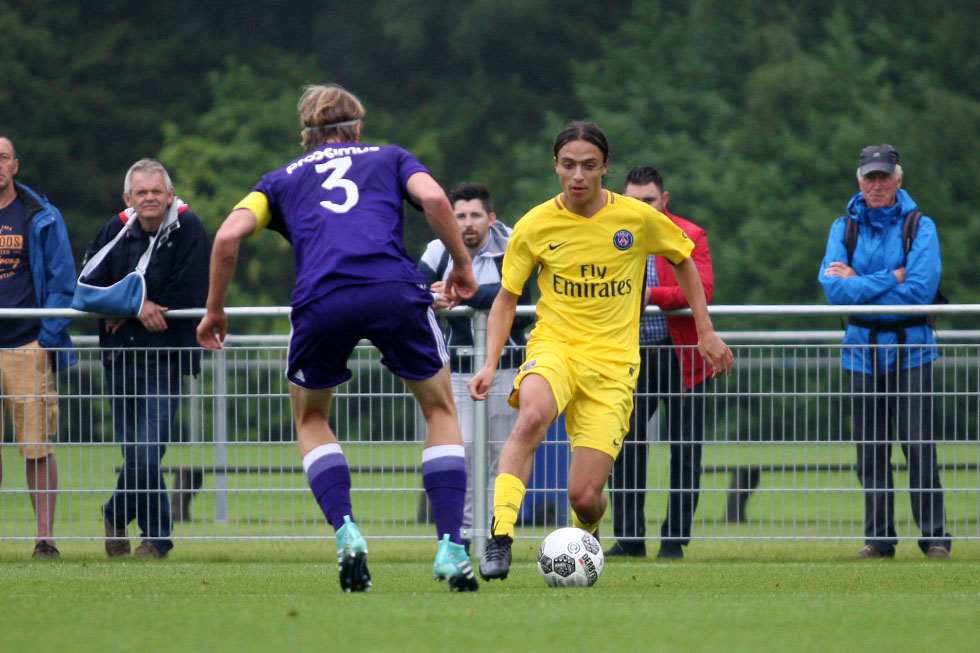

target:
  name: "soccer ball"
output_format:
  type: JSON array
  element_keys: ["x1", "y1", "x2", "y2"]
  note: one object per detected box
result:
[{"x1": 537, "y1": 527, "x2": 604, "y2": 587}]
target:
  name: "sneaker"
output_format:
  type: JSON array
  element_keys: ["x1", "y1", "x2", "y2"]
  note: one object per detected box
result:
[
  {"x1": 103, "y1": 505, "x2": 130, "y2": 557},
  {"x1": 925, "y1": 545, "x2": 950, "y2": 559},
  {"x1": 855, "y1": 544, "x2": 892, "y2": 559},
  {"x1": 479, "y1": 534, "x2": 513, "y2": 581},
  {"x1": 656, "y1": 543, "x2": 683, "y2": 559},
  {"x1": 32, "y1": 540, "x2": 60, "y2": 559},
  {"x1": 433, "y1": 534, "x2": 479, "y2": 592},
  {"x1": 605, "y1": 541, "x2": 646, "y2": 558},
  {"x1": 336, "y1": 515, "x2": 371, "y2": 592},
  {"x1": 133, "y1": 542, "x2": 168, "y2": 559}
]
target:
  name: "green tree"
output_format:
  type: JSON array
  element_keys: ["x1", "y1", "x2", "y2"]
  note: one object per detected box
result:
[
  {"x1": 576, "y1": 1, "x2": 980, "y2": 328},
  {"x1": 0, "y1": 1, "x2": 220, "y2": 260},
  {"x1": 158, "y1": 57, "x2": 322, "y2": 331},
  {"x1": 4, "y1": 0, "x2": 979, "y2": 326}
]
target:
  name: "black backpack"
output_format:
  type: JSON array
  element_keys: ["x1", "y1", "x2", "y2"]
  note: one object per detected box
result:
[{"x1": 843, "y1": 210, "x2": 948, "y2": 333}]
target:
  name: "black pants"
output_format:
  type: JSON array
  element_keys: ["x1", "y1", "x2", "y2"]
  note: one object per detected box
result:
[
  {"x1": 849, "y1": 363, "x2": 950, "y2": 555},
  {"x1": 609, "y1": 340, "x2": 706, "y2": 546}
]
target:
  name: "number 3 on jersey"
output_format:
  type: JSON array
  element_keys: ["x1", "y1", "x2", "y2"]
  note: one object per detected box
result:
[{"x1": 315, "y1": 156, "x2": 359, "y2": 213}]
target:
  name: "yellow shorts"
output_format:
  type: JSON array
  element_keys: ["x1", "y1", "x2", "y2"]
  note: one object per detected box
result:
[
  {"x1": 510, "y1": 343, "x2": 633, "y2": 459},
  {"x1": 0, "y1": 341, "x2": 58, "y2": 459}
]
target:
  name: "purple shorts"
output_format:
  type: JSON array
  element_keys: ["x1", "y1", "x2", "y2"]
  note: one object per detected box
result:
[{"x1": 287, "y1": 282, "x2": 448, "y2": 389}]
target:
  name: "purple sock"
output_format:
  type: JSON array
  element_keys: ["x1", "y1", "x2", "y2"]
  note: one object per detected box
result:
[
  {"x1": 422, "y1": 444, "x2": 466, "y2": 544},
  {"x1": 303, "y1": 444, "x2": 353, "y2": 532}
]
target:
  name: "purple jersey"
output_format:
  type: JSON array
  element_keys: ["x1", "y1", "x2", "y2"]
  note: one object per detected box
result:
[{"x1": 254, "y1": 143, "x2": 430, "y2": 308}]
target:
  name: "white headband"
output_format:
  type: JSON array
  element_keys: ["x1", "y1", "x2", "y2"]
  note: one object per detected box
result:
[{"x1": 303, "y1": 119, "x2": 362, "y2": 133}]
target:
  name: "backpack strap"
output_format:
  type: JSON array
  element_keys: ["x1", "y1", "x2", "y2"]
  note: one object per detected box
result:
[
  {"x1": 901, "y1": 210, "x2": 922, "y2": 257},
  {"x1": 844, "y1": 216, "x2": 859, "y2": 266},
  {"x1": 434, "y1": 247, "x2": 451, "y2": 280}
]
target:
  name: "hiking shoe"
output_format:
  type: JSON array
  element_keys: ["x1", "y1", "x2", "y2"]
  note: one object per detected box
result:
[
  {"x1": 479, "y1": 534, "x2": 513, "y2": 581},
  {"x1": 925, "y1": 545, "x2": 950, "y2": 559},
  {"x1": 336, "y1": 515, "x2": 371, "y2": 592},
  {"x1": 133, "y1": 542, "x2": 168, "y2": 558},
  {"x1": 32, "y1": 540, "x2": 60, "y2": 559},
  {"x1": 103, "y1": 506, "x2": 130, "y2": 557},
  {"x1": 605, "y1": 541, "x2": 646, "y2": 558},
  {"x1": 433, "y1": 534, "x2": 479, "y2": 592},
  {"x1": 855, "y1": 544, "x2": 892, "y2": 559}
]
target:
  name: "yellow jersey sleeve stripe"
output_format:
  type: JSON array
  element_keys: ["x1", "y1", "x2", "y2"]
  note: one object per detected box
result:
[{"x1": 234, "y1": 191, "x2": 272, "y2": 234}]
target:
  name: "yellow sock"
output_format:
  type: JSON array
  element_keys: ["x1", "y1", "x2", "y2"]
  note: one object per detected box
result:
[
  {"x1": 491, "y1": 473, "x2": 526, "y2": 539},
  {"x1": 573, "y1": 510, "x2": 602, "y2": 536}
]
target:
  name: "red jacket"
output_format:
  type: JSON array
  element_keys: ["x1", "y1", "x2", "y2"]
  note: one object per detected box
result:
[{"x1": 649, "y1": 210, "x2": 714, "y2": 389}]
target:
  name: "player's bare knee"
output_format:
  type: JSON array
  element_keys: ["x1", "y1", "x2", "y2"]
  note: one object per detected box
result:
[
  {"x1": 513, "y1": 403, "x2": 552, "y2": 439},
  {"x1": 508, "y1": 422, "x2": 549, "y2": 457},
  {"x1": 567, "y1": 484, "x2": 596, "y2": 507},
  {"x1": 293, "y1": 406, "x2": 329, "y2": 429},
  {"x1": 568, "y1": 484, "x2": 602, "y2": 518},
  {"x1": 416, "y1": 395, "x2": 457, "y2": 423}
]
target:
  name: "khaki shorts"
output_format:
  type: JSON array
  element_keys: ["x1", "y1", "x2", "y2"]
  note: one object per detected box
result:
[
  {"x1": 0, "y1": 341, "x2": 58, "y2": 459},
  {"x1": 510, "y1": 342, "x2": 633, "y2": 459}
]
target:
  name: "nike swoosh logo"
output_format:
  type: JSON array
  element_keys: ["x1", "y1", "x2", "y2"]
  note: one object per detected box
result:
[{"x1": 548, "y1": 241, "x2": 569, "y2": 250}]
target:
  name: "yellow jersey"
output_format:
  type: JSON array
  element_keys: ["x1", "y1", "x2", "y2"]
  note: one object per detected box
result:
[{"x1": 501, "y1": 190, "x2": 695, "y2": 383}]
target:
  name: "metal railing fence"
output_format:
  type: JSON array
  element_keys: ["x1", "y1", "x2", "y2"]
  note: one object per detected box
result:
[{"x1": 0, "y1": 305, "x2": 977, "y2": 550}]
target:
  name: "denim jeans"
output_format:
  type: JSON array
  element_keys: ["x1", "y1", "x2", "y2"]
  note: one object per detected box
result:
[{"x1": 103, "y1": 358, "x2": 183, "y2": 553}]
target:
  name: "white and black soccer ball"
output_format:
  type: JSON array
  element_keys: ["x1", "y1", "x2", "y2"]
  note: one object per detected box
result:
[{"x1": 537, "y1": 527, "x2": 604, "y2": 587}]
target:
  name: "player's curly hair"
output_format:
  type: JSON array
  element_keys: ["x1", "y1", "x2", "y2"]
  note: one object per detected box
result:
[{"x1": 298, "y1": 84, "x2": 366, "y2": 152}]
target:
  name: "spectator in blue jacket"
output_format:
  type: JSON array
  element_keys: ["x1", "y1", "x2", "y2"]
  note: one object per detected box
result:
[
  {"x1": 0, "y1": 136, "x2": 76, "y2": 559},
  {"x1": 820, "y1": 144, "x2": 950, "y2": 559},
  {"x1": 81, "y1": 159, "x2": 210, "y2": 559}
]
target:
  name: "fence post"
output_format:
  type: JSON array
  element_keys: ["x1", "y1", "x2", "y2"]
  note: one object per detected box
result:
[
  {"x1": 471, "y1": 310, "x2": 489, "y2": 558},
  {"x1": 188, "y1": 373, "x2": 202, "y2": 443},
  {"x1": 213, "y1": 347, "x2": 228, "y2": 524}
]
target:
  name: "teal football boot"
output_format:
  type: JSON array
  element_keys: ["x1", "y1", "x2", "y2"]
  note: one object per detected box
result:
[
  {"x1": 336, "y1": 515, "x2": 371, "y2": 592},
  {"x1": 433, "y1": 533, "x2": 479, "y2": 592}
]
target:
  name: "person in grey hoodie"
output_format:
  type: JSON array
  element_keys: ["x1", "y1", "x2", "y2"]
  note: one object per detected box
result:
[{"x1": 419, "y1": 182, "x2": 532, "y2": 547}]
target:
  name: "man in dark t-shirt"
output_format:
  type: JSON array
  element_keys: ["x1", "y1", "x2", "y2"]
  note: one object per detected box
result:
[{"x1": 0, "y1": 136, "x2": 77, "y2": 559}]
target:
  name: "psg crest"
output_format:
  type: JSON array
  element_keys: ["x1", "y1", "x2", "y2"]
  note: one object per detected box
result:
[{"x1": 613, "y1": 230, "x2": 634, "y2": 250}]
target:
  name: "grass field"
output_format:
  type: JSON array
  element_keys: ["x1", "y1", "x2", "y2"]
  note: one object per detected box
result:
[
  {"x1": 2, "y1": 539, "x2": 979, "y2": 652},
  {"x1": 3, "y1": 441, "x2": 979, "y2": 651}
]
